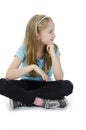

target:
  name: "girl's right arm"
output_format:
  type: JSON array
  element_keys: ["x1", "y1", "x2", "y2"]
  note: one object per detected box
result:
[
  {"x1": 6, "y1": 56, "x2": 48, "y2": 81},
  {"x1": 6, "y1": 56, "x2": 34, "y2": 80}
]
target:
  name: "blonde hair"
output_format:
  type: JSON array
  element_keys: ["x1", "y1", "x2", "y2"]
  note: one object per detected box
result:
[{"x1": 24, "y1": 14, "x2": 58, "y2": 77}]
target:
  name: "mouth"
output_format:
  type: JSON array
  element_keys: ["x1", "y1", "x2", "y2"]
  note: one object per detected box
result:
[{"x1": 50, "y1": 39, "x2": 54, "y2": 42}]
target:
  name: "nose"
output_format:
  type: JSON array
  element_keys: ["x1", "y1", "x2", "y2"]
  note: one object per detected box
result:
[{"x1": 53, "y1": 32, "x2": 56, "y2": 38}]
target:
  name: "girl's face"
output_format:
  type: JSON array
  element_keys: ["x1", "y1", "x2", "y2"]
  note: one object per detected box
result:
[{"x1": 38, "y1": 22, "x2": 56, "y2": 45}]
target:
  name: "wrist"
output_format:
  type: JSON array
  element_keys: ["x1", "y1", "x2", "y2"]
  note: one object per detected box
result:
[
  {"x1": 50, "y1": 52, "x2": 56, "y2": 58},
  {"x1": 31, "y1": 64, "x2": 37, "y2": 71}
]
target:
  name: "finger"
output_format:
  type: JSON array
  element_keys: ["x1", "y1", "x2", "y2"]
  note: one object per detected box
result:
[
  {"x1": 44, "y1": 74, "x2": 49, "y2": 82},
  {"x1": 41, "y1": 74, "x2": 47, "y2": 81},
  {"x1": 46, "y1": 76, "x2": 49, "y2": 81}
]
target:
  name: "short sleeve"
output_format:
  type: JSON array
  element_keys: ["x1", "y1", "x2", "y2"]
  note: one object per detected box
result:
[{"x1": 15, "y1": 44, "x2": 26, "y2": 62}]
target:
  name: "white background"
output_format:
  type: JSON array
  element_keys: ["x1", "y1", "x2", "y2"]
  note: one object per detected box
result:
[{"x1": 0, "y1": 0, "x2": 86, "y2": 130}]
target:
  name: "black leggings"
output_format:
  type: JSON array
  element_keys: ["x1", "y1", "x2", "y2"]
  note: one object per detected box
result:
[{"x1": 0, "y1": 78, "x2": 73, "y2": 105}]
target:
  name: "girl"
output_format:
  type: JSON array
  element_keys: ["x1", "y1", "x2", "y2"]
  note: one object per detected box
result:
[{"x1": 0, "y1": 14, "x2": 73, "y2": 109}]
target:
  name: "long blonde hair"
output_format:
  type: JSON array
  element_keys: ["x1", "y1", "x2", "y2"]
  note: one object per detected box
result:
[{"x1": 24, "y1": 14, "x2": 58, "y2": 77}]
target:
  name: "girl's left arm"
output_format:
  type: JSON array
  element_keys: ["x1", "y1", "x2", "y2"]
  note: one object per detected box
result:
[
  {"x1": 51, "y1": 54, "x2": 64, "y2": 80},
  {"x1": 47, "y1": 45, "x2": 64, "y2": 80}
]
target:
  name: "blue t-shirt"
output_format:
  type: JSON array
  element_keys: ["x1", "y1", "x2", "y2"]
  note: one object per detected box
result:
[{"x1": 15, "y1": 44, "x2": 60, "y2": 81}]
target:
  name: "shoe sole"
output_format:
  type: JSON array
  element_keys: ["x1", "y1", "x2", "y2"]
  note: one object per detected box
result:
[
  {"x1": 9, "y1": 99, "x2": 15, "y2": 109},
  {"x1": 9, "y1": 99, "x2": 19, "y2": 109}
]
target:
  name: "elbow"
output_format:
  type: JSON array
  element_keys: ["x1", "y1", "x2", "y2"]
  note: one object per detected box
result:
[
  {"x1": 54, "y1": 72, "x2": 64, "y2": 81},
  {"x1": 56, "y1": 76, "x2": 63, "y2": 81},
  {"x1": 5, "y1": 73, "x2": 12, "y2": 80}
]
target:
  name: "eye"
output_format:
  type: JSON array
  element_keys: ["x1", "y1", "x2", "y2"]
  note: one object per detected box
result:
[{"x1": 49, "y1": 30, "x2": 53, "y2": 33}]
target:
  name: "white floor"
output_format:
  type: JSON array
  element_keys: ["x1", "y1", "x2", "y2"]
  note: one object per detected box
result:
[{"x1": 0, "y1": 79, "x2": 86, "y2": 130}]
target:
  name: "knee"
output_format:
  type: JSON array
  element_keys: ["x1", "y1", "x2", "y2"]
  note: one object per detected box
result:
[{"x1": 65, "y1": 80, "x2": 73, "y2": 94}]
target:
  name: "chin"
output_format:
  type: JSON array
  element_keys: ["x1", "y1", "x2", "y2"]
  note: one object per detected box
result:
[
  {"x1": 44, "y1": 42, "x2": 54, "y2": 45},
  {"x1": 49, "y1": 42, "x2": 54, "y2": 45}
]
